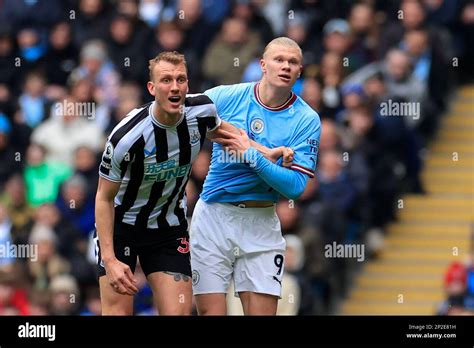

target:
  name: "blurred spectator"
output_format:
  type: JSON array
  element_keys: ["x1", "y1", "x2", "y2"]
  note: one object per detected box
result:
[
  {"x1": 254, "y1": 0, "x2": 289, "y2": 36},
  {"x1": 105, "y1": 81, "x2": 143, "y2": 133},
  {"x1": 16, "y1": 26, "x2": 47, "y2": 77},
  {"x1": 284, "y1": 234, "x2": 315, "y2": 315},
  {"x1": 437, "y1": 261, "x2": 471, "y2": 315},
  {"x1": 0, "y1": 114, "x2": 22, "y2": 188},
  {"x1": 34, "y1": 202, "x2": 94, "y2": 285},
  {"x1": 317, "y1": 150, "x2": 356, "y2": 216},
  {"x1": 55, "y1": 174, "x2": 95, "y2": 239},
  {"x1": 285, "y1": 12, "x2": 320, "y2": 66},
  {"x1": 23, "y1": 143, "x2": 72, "y2": 207},
  {"x1": 106, "y1": 13, "x2": 149, "y2": 85},
  {"x1": 138, "y1": 0, "x2": 175, "y2": 28},
  {"x1": 301, "y1": 77, "x2": 323, "y2": 113},
  {"x1": 149, "y1": 20, "x2": 201, "y2": 92},
  {"x1": 0, "y1": 27, "x2": 18, "y2": 102},
  {"x1": 28, "y1": 224, "x2": 70, "y2": 291},
  {"x1": 378, "y1": 0, "x2": 454, "y2": 109},
  {"x1": 0, "y1": 0, "x2": 64, "y2": 32},
  {"x1": 203, "y1": 17, "x2": 262, "y2": 85},
  {"x1": 0, "y1": 174, "x2": 34, "y2": 245},
  {"x1": 232, "y1": 0, "x2": 274, "y2": 45},
  {"x1": 72, "y1": 0, "x2": 111, "y2": 48},
  {"x1": 74, "y1": 146, "x2": 100, "y2": 198},
  {"x1": 34, "y1": 203, "x2": 85, "y2": 259},
  {"x1": 49, "y1": 274, "x2": 80, "y2": 315},
  {"x1": 18, "y1": 71, "x2": 50, "y2": 129},
  {"x1": 43, "y1": 21, "x2": 78, "y2": 92},
  {"x1": 0, "y1": 203, "x2": 14, "y2": 272},
  {"x1": 344, "y1": 49, "x2": 426, "y2": 128},
  {"x1": 70, "y1": 40, "x2": 120, "y2": 108},
  {"x1": 348, "y1": 2, "x2": 379, "y2": 56},
  {"x1": 80, "y1": 285, "x2": 101, "y2": 315},
  {"x1": 201, "y1": 0, "x2": 231, "y2": 25},
  {"x1": 0, "y1": 276, "x2": 30, "y2": 315},
  {"x1": 176, "y1": 0, "x2": 218, "y2": 60},
  {"x1": 28, "y1": 289, "x2": 50, "y2": 315},
  {"x1": 319, "y1": 51, "x2": 345, "y2": 116},
  {"x1": 31, "y1": 95, "x2": 105, "y2": 166}
]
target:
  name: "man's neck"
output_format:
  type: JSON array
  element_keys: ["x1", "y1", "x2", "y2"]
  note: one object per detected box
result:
[
  {"x1": 258, "y1": 79, "x2": 292, "y2": 108},
  {"x1": 152, "y1": 102, "x2": 182, "y2": 127}
]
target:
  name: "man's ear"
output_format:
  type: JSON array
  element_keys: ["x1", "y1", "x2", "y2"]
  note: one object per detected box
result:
[
  {"x1": 260, "y1": 58, "x2": 266, "y2": 74},
  {"x1": 147, "y1": 81, "x2": 155, "y2": 96}
]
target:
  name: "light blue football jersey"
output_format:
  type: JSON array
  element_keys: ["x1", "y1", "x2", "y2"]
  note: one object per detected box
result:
[{"x1": 201, "y1": 82, "x2": 321, "y2": 202}]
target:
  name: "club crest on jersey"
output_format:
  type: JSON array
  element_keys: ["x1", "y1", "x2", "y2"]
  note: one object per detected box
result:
[
  {"x1": 189, "y1": 129, "x2": 201, "y2": 145},
  {"x1": 250, "y1": 118, "x2": 264, "y2": 134}
]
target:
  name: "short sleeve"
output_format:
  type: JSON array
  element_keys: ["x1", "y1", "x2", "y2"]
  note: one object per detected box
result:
[
  {"x1": 98, "y1": 139, "x2": 127, "y2": 183},
  {"x1": 186, "y1": 93, "x2": 222, "y2": 132}
]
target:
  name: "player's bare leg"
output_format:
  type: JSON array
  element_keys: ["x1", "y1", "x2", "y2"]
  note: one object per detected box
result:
[
  {"x1": 148, "y1": 271, "x2": 192, "y2": 315},
  {"x1": 195, "y1": 293, "x2": 227, "y2": 315},
  {"x1": 99, "y1": 276, "x2": 134, "y2": 315},
  {"x1": 239, "y1": 291, "x2": 278, "y2": 315}
]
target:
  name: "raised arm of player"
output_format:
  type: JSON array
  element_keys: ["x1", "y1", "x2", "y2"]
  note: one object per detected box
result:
[
  {"x1": 95, "y1": 177, "x2": 138, "y2": 296},
  {"x1": 208, "y1": 120, "x2": 294, "y2": 166}
]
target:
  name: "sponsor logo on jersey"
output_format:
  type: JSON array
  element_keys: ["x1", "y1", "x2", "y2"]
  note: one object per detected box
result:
[
  {"x1": 144, "y1": 146, "x2": 156, "y2": 157},
  {"x1": 144, "y1": 159, "x2": 191, "y2": 181}
]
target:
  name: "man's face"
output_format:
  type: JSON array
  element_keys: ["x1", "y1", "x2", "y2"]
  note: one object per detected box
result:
[
  {"x1": 261, "y1": 44, "x2": 302, "y2": 88},
  {"x1": 147, "y1": 61, "x2": 188, "y2": 116}
]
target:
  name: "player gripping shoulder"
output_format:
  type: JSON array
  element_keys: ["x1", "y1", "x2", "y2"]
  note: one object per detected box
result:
[{"x1": 190, "y1": 37, "x2": 322, "y2": 315}]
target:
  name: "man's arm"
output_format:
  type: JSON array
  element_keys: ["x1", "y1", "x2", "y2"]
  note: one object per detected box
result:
[
  {"x1": 217, "y1": 129, "x2": 307, "y2": 200},
  {"x1": 208, "y1": 120, "x2": 294, "y2": 166},
  {"x1": 95, "y1": 177, "x2": 138, "y2": 295}
]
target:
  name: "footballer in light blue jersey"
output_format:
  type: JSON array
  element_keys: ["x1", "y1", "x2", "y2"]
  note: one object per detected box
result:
[
  {"x1": 201, "y1": 81, "x2": 321, "y2": 202},
  {"x1": 190, "y1": 37, "x2": 321, "y2": 315}
]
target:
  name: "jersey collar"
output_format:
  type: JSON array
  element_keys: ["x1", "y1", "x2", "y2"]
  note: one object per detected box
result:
[
  {"x1": 253, "y1": 82, "x2": 297, "y2": 111},
  {"x1": 149, "y1": 101, "x2": 185, "y2": 129}
]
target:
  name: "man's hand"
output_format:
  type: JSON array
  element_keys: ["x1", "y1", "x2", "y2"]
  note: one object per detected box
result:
[
  {"x1": 267, "y1": 146, "x2": 294, "y2": 167},
  {"x1": 104, "y1": 258, "x2": 139, "y2": 296},
  {"x1": 213, "y1": 129, "x2": 251, "y2": 155}
]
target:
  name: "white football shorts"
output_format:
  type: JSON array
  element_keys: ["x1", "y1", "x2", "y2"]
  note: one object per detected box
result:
[{"x1": 189, "y1": 199, "x2": 286, "y2": 298}]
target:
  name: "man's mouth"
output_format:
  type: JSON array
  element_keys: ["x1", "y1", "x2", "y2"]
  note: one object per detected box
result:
[
  {"x1": 168, "y1": 96, "x2": 181, "y2": 105},
  {"x1": 278, "y1": 74, "x2": 291, "y2": 82}
]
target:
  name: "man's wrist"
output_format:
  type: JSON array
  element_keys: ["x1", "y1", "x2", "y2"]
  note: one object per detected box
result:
[
  {"x1": 101, "y1": 254, "x2": 117, "y2": 265},
  {"x1": 243, "y1": 147, "x2": 261, "y2": 169}
]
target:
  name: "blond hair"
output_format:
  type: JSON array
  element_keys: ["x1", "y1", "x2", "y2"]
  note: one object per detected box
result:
[
  {"x1": 263, "y1": 37, "x2": 303, "y2": 60},
  {"x1": 148, "y1": 51, "x2": 187, "y2": 81}
]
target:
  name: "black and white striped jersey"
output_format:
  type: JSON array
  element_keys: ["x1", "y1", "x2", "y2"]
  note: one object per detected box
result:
[{"x1": 99, "y1": 94, "x2": 221, "y2": 231}]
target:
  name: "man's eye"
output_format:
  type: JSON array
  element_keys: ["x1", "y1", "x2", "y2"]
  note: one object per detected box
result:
[
  {"x1": 162, "y1": 78, "x2": 170, "y2": 83},
  {"x1": 178, "y1": 78, "x2": 186, "y2": 83}
]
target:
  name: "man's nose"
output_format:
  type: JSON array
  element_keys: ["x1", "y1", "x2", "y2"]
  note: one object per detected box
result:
[
  {"x1": 282, "y1": 61, "x2": 290, "y2": 71},
  {"x1": 170, "y1": 79, "x2": 179, "y2": 91}
]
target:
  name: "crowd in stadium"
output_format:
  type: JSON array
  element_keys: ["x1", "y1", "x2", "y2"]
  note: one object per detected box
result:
[{"x1": 0, "y1": 0, "x2": 473, "y2": 315}]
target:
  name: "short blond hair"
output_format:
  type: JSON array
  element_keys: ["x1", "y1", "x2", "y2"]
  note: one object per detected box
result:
[
  {"x1": 263, "y1": 37, "x2": 303, "y2": 61},
  {"x1": 148, "y1": 51, "x2": 187, "y2": 81}
]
